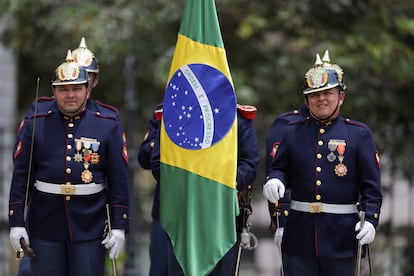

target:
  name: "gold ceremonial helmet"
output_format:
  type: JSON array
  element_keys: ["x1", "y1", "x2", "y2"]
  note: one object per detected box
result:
[
  {"x1": 303, "y1": 50, "x2": 346, "y2": 95},
  {"x1": 72, "y1": 37, "x2": 99, "y2": 73},
  {"x1": 52, "y1": 50, "x2": 89, "y2": 86}
]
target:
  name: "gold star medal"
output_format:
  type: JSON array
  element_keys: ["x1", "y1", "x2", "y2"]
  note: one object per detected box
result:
[
  {"x1": 81, "y1": 169, "x2": 93, "y2": 183},
  {"x1": 81, "y1": 163, "x2": 93, "y2": 183}
]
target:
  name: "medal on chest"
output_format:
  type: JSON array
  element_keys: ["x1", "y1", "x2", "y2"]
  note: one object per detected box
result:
[
  {"x1": 74, "y1": 137, "x2": 101, "y2": 183},
  {"x1": 328, "y1": 139, "x2": 348, "y2": 177},
  {"x1": 334, "y1": 142, "x2": 347, "y2": 177}
]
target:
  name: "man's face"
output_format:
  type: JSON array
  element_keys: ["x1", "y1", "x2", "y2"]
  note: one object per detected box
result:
[
  {"x1": 53, "y1": 84, "x2": 89, "y2": 116},
  {"x1": 307, "y1": 87, "x2": 344, "y2": 120}
]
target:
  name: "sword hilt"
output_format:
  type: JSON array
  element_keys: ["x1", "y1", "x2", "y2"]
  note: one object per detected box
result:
[{"x1": 17, "y1": 238, "x2": 36, "y2": 259}]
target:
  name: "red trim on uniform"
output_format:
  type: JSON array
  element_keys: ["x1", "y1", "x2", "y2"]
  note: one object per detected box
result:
[
  {"x1": 314, "y1": 218, "x2": 319, "y2": 256},
  {"x1": 13, "y1": 141, "x2": 23, "y2": 160},
  {"x1": 17, "y1": 119, "x2": 25, "y2": 135},
  {"x1": 270, "y1": 142, "x2": 280, "y2": 159},
  {"x1": 95, "y1": 100, "x2": 119, "y2": 112},
  {"x1": 28, "y1": 113, "x2": 52, "y2": 120},
  {"x1": 344, "y1": 118, "x2": 366, "y2": 128},
  {"x1": 287, "y1": 119, "x2": 307, "y2": 126},
  {"x1": 375, "y1": 150, "x2": 381, "y2": 168},
  {"x1": 237, "y1": 104, "x2": 257, "y2": 119},
  {"x1": 122, "y1": 144, "x2": 129, "y2": 164},
  {"x1": 93, "y1": 112, "x2": 118, "y2": 121},
  {"x1": 155, "y1": 110, "x2": 163, "y2": 121},
  {"x1": 36, "y1": 96, "x2": 55, "y2": 102}
]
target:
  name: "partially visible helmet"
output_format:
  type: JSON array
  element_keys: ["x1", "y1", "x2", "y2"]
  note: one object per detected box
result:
[
  {"x1": 303, "y1": 50, "x2": 346, "y2": 95},
  {"x1": 52, "y1": 50, "x2": 89, "y2": 86},
  {"x1": 72, "y1": 37, "x2": 99, "y2": 73}
]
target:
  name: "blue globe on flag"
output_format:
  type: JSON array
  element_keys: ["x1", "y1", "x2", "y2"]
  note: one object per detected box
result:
[{"x1": 163, "y1": 63, "x2": 236, "y2": 150}]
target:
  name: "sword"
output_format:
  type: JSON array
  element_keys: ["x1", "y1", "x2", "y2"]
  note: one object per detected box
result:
[
  {"x1": 17, "y1": 238, "x2": 36, "y2": 259},
  {"x1": 355, "y1": 211, "x2": 365, "y2": 276},
  {"x1": 106, "y1": 204, "x2": 118, "y2": 276},
  {"x1": 234, "y1": 186, "x2": 257, "y2": 276},
  {"x1": 274, "y1": 200, "x2": 284, "y2": 276},
  {"x1": 17, "y1": 78, "x2": 40, "y2": 260}
]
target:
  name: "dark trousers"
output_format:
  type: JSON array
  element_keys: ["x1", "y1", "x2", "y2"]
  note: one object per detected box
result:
[
  {"x1": 149, "y1": 220, "x2": 169, "y2": 276},
  {"x1": 17, "y1": 255, "x2": 31, "y2": 276},
  {"x1": 30, "y1": 238, "x2": 105, "y2": 276},
  {"x1": 283, "y1": 254, "x2": 356, "y2": 276}
]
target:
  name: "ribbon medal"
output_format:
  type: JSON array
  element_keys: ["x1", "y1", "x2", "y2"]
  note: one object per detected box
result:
[
  {"x1": 74, "y1": 137, "x2": 100, "y2": 183},
  {"x1": 334, "y1": 140, "x2": 347, "y2": 177},
  {"x1": 328, "y1": 139, "x2": 347, "y2": 177}
]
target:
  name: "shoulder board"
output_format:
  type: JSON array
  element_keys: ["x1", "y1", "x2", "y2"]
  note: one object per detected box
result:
[
  {"x1": 28, "y1": 111, "x2": 53, "y2": 120},
  {"x1": 152, "y1": 102, "x2": 164, "y2": 121},
  {"x1": 27, "y1": 98, "x2": 56, "y2": 117},
  {"x1": 344, "y1": 118, "x2": 367, "y2": 128},
  {"x1": 94, "y1": 100, "x2": 119, "y2": 113},
  {"x1": 237, "y1": 104, "x2": 257, "y2": 119},
  {"x1": 282, "y1": 109, "x2": 301, "y2": 117},
  {"x1": 287, "y1": 118, "x2": 307, "y2": 125},
  {"x1": 154, "y1": 109, "x2": 163, "y2": 121},
  {"x1": 36, "y1": 96, "x2": 54, "y2": 102},
  {"x1": 93, "y1": 112, "x2": 118, "y2": 121}
]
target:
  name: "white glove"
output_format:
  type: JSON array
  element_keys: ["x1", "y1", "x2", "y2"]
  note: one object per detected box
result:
[
  {"x1": 10, "y1": 227, "x2": 29, "y2": 252},
  {"x1": 263, "y1": 178, "x2": 285, "y2": 203},
  {"x1": 102, "y1": 229, "x2": 125, "y2": 259},
  {"x1": 355, "y1": 221, "x2": 376, "y2": 245},
  {"x1": 274, "y1": 227, "x2": 284, "y2": 248}
]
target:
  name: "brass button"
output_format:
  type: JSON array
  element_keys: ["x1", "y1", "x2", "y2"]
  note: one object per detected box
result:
[
  {"x1": 318, "y1": 140, "x2": 323, "y2": 146},
  {"x1": 9, "y1": 210, "x2": 14, "y2": 216},
  {"x1": 317, "y1": 153, "x2": 322, "y2": 159},
  {"x1": 316, "y1": 167, "x2": 321, "y2": 172},
  {"x1": 316, "y1": 194, "x2": 321, "y2": 200},
  {"x1": 67, "y1": 144, "x2": 72, "y2": 150},
  {"x1": 68, "y1": 133, "x2": 73, "y2": 139},
  {"x1": 66, "y1": 156, "x2": 71, "y2": 161},
  {"x1": 316, "y1": 180, "x2": 321, "y2": 186},
  {"x1": 66, "y1": 196, "x2": 71, "y2": 201},
  {"x1": 122, "y1": 213, "x2": 128, "y2": 220},
  {"x1": 150, "y1": 141, "x2": 155, "y2": 148},
  {"x1": 374, "y1": 213, "x2": 379, "y2": 219},
  {"x1": 66, "y1": 168, "x2": 72, "y2": 174},
  {"x1": 68, "y1": 123, "x2": 74, "y2": 128},
  {"x1": 319, "y1": 128, "x2": 325, "y2": 134},
  {"x1": 283, "y1": 210, "x2": 289, "y2": 217}
]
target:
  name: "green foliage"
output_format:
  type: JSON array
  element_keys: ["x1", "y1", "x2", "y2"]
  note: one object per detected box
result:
[{"x1": 2, "y1": 0, "x2": 414, "y2": 180}]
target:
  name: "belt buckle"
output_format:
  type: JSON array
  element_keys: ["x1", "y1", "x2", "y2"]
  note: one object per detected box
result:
[
  {"x1": 61, "y1": 184, "x2": 76, "y2": 195},
  {"x1": 309, "y1": 202, "x2": 322, "y2": 213}
]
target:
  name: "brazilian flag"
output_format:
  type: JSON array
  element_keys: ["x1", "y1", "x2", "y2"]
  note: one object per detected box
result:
[{"x1": 159, "y1": 0, "x2": 239, "y2": 275}]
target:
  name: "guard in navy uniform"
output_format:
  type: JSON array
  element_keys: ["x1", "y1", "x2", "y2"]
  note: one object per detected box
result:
[
  {"x1": 150, "y1": 104, "x2": 260, "y2": 276},
  {"x1": 265, "y1": 105, "x2": 309, "y2": 247},
  {"x1": 9, "y1": 50, "x2": 129, "y2": 276},
  {"x1": 263, "y1": 50, "x2": 382, "y2": 276},
  {"x1": 137, "y1": 103, "x2": 167, "y2": 276}
]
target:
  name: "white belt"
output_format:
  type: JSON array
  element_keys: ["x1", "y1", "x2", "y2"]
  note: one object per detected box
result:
[
  {"x1": 291, "y1": 200, "x2": 357, "y2": 214},
  {"x1": 35, "y1": 180, "x2": 104, "y2": 196}
]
